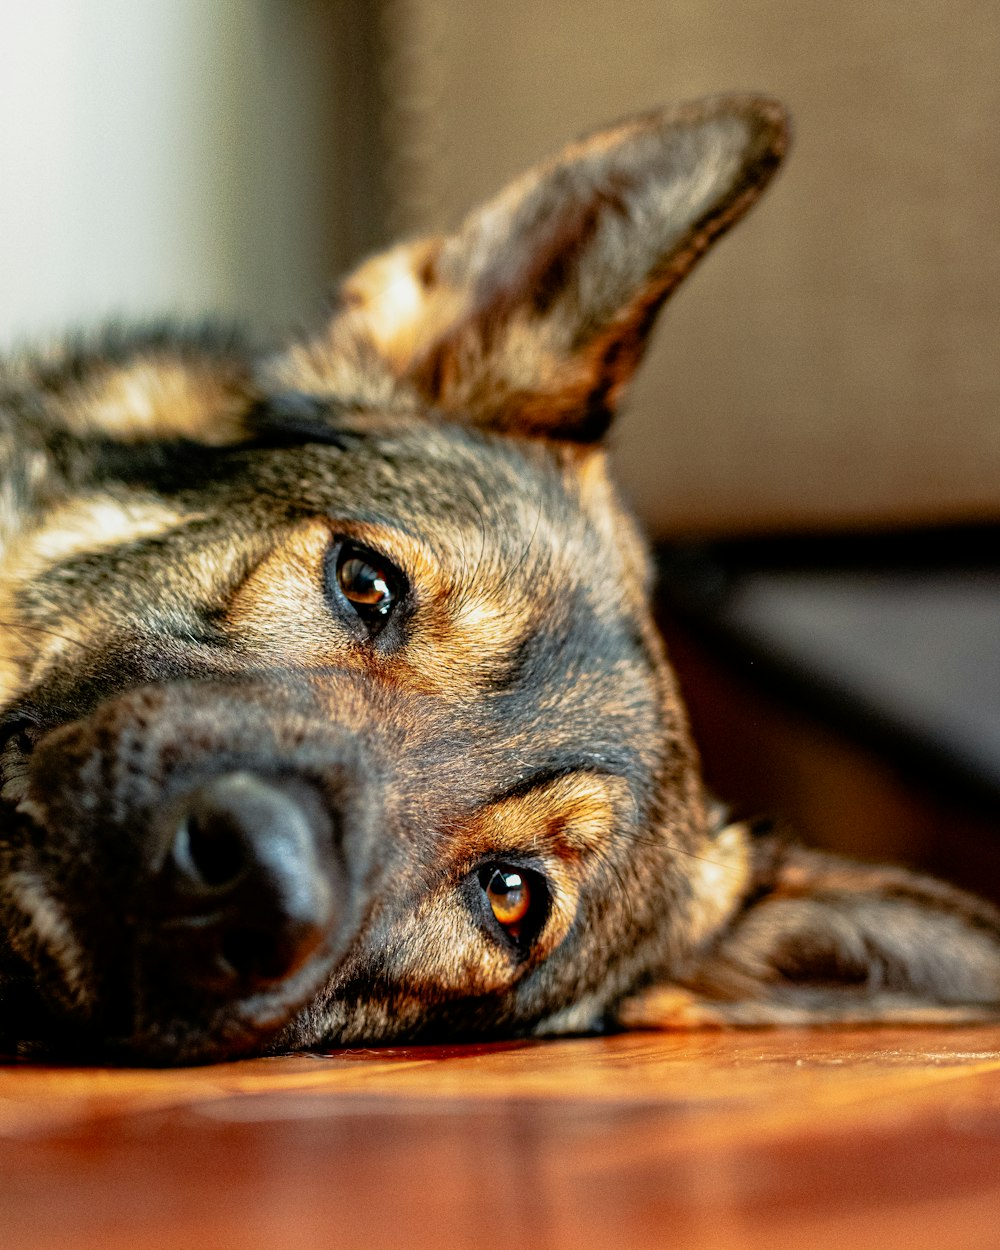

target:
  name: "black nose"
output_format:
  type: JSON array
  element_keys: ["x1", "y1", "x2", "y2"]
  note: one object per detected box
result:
[{"x1": 159, "y1": 772, "x2": 338, "y2": 992}]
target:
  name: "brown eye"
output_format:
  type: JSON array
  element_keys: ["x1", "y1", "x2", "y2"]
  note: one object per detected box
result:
[
  {"x1": 485, "y1": 867, "x2": 532, "y2": 935},
  {"x1": 332, "y1": 542, "x2": 403, "y2": 626},
  {"x1": 339, "y1": 557, "x2": 392, "y2": 609}
]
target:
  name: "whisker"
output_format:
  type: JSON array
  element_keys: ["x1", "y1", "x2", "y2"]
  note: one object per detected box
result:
[
  {"x1": 505, "y1": 498, "x2": 545, "y2": 588},
  {"x1": 0, "y1": 619, "x2": 86, "y2": 651}
]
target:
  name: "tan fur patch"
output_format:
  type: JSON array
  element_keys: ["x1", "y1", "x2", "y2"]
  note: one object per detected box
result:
[
  {"x1": 223, "y1": 518, "x2": 339, "y2": 665},
  {"x1": 464, "y1": 773, "x2": 630, "y2": 860},
  {"x1": 378, "y1": 886, "x2": 527, "y2": 999},
  {"x1": 60, "y1": 357, "x2": 252, "y2": 445},
  {"x1": 0, "y1": 496, "x2": 189, "y2": 703},
  {"x1": 573, "y1": 447, "x2": 654, "y2": 612},
  {"x1": 616, "y1": 985, "x2": 1000, "y2": 1030},
  {"x1": 684, "y1": 820, "x2": 754, "y2": 950},
  {"x1": 339, "y1": 239, "x2": 466, "y2": 371},
  {"x1": 225, "y1": 516, "x2": 538, "y2": 694},
  {"x1": 5, "y1": 869, "x2": 88, "y2": 1006}
]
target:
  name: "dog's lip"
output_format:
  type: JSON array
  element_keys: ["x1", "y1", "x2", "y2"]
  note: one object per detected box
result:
[
  {"x1": 121, "y1": 949, "x2": 343, "y2": 1064},
  {"x1": 0, "y1": 924, "x2": 345, "y2": 1066}
]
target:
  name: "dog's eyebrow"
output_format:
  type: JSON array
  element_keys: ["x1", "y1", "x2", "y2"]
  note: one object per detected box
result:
[
  {"x1": 244, "y1": 392, "x2": 367, "y2": 450},
  {"x1": 489, "y1": 761, "x2": 621, "y2": 807}
]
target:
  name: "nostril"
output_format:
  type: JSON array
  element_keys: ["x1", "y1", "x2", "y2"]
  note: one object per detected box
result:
[
  {"x1": 158, "y1": 770, "x2": 340, "y2": 994},
  {"x1": 169, "y1": 772, "x2": 317, "y2": 897},
  {"x1": 176, "y1": 810, "x2": 250, "y2": 892}
]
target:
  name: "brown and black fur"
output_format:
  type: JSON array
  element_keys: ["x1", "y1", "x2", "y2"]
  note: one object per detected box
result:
[{"x1": 1, "y1": 95, "x2": 998, "y2": 1064}]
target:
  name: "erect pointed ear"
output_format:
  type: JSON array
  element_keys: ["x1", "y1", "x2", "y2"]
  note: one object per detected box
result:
[
  {"x1": 619, "y1": 830, "x2": 1000, "y2": 1029},
  {"x1": 267, "y1": 95, "x2": 789, "y2": 442}
]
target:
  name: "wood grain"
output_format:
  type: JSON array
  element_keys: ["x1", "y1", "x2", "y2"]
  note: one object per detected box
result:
[{"x1": 4, "y1": 1027, "x2": 1000, "y2": 1249}]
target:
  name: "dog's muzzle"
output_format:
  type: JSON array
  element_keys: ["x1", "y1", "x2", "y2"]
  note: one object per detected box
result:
[{"x1": 5, "y1": 680, "x2": 383, "y2": 1062}]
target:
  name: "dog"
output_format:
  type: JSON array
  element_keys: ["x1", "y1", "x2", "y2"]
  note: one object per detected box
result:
[{"x1": 1, "y1": 94, "x2": 998, "y2": 1064}]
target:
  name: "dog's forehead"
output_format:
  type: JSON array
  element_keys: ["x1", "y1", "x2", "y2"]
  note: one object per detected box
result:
[{"x1": 244, "y1": 413, "x2": 647, "y2": 588}]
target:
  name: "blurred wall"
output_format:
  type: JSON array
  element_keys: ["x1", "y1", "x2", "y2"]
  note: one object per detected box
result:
[
  {"x1": 1, "y1": 2, "x2": 997, "y2": 537},
  {"x1": 0, "y1": 0, "x2": 382, "y2": 343}
]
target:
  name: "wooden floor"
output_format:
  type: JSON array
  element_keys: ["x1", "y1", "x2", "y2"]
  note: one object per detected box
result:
[{"x1": 4, "y1": 1026, "x2": 1000, "y2": 1249}]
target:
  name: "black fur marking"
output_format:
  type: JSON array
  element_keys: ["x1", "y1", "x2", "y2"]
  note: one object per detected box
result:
[
  {"x1": 488, "y1": 762, "x2": 620, "y2": 807},
  {"x1": 244, "y1": 393, "x2": 367, "y2": 451},
  {"x1": 57, "y1": 433, "x2": 251, "y2": 495}
]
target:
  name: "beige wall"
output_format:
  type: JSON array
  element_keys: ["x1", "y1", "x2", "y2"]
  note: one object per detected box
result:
[{"x1": 392, "y1": 0, "x2": 1000, "y2": 535}]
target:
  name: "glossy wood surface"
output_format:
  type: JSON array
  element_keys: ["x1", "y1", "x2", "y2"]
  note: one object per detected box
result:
[{"x1": 4, "y1": 1027, "x2": 1000, "y2": 1249}]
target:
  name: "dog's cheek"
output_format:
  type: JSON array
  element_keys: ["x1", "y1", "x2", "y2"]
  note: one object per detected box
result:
[
  {"x1": 0, "y1": 856, "x2": 96, "y2": 1017},
  {"x1": 380, "y1": 893, "x2": 529, "y2": 998},
  {"x1": 681, "y1": 819, "x2": 756, "y2": 952},
  {"x1": 269, "y1": 905, "x2": 539, "y2": 1051},
  {"x1": 224, "y1": 517, "x2": 341, "y2": 663}
]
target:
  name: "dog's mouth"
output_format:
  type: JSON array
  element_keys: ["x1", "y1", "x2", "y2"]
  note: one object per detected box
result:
[{"x1": 0, "y1": 685, "x2": 385, "y2": 1064}]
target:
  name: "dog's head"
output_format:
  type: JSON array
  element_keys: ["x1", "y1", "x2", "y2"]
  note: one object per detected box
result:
[{"x1": 2, "y1": 96, "x2": 998, "y2": 1063}]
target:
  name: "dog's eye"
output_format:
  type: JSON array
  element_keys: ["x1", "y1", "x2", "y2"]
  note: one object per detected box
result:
[
  {"x1": 339, "y1": 553, "x2": 393, "y2": 610},
  {"x1": 330, "y1": 541, "x2": 404, "y2": 627},
  {"x1": 479, "y1": 865, "x2": 545, "y2": 942}
]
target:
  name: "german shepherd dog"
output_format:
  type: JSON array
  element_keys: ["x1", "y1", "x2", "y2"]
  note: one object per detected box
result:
[{"x1": 2, "y1": 96, "x2": 998, "y2": 1064}]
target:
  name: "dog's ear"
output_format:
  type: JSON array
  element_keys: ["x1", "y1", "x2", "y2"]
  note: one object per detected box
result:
[
  {"x1": 267, "y1": 95, "x2": 788, "y2": 441},
  {"x1": 619, "y1": 832, "x2": 1000, "y2": 1028}
]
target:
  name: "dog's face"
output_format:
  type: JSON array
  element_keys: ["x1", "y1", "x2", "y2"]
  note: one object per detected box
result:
[
  {"x1": 2, "y1": 411, "x2": 708, "y2": 1060},
  {"x1": 3, "y1": 96, "x2": 999, "y2": 1063}
]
